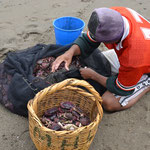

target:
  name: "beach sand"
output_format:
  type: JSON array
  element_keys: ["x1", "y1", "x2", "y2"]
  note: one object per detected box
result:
[{"x1": 0, "y1": 0, "x2": 150, "y2": 150}]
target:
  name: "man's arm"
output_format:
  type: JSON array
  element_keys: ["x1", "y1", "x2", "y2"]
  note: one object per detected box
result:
[
  {"x1": 106, "y1": 67, "x2": 145, "y2": 96},
  {"x1": 52, "y1": 32, "x2": 100, "y2": 72},
  {"x1": 74, "y1": 32, "x2": 100, "y2": 58},
  {"x1": 80, "y1": 67, "x2": 137, "y2": 96},
  {"x1": 80, "y1": 68, "x2": 107, "y2": 87}
]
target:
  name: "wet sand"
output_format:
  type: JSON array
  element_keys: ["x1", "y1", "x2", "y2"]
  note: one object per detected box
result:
[{"x1": 0, "y1": 0, "x2": 150, "y2": 150}]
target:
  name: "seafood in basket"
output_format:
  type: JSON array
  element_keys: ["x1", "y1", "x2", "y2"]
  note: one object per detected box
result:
[{"x1": 40, "y1": 101, "x2": 91, "y2": 131}]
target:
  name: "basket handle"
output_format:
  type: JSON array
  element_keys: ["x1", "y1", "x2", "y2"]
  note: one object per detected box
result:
[{"x1": 42, "y1": 78, "x2": 103, "y2": 117}]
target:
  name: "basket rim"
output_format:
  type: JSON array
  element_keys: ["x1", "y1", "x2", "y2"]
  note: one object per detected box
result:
[
  {"x1": 27, "y1": 78, "x2": 103, "y2": 134},
  {"x1": 28, "y1": 99, "x2": 102, "y2": 135},
  {"x1": 32, "y1": 85, "x2": 103, "y2": 119}
]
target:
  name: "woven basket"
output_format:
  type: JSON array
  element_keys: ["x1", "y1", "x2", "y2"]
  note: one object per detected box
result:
[{"x1": 27, "y1": 78, "x2": 103, "y2": 150}]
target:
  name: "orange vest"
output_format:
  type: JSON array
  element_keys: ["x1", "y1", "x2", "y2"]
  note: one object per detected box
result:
[{"x1": 105, "y1": 7, "x2": 150, "y2": 87}]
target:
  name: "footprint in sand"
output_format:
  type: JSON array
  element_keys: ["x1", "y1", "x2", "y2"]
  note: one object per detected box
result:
[
  {"x1": 52, "y1": 3, "x2": 60, "y2": 8},
  {"x1": 28, "y1": 17, "x2": 38, "y2": 22},
  {"x1": 26, "y1": 24, "x2": 38, "y2": 28},
  {"x1": 22, "y1": 30, "x2": 42, "y2": 40},
  {"x1": 81, "y1": 0, "x2": 92, "y2": 2},
  {"x1": 0, "y1": 22, "x2": 12, "y2": 29},
  {"x1": 19, "y1": 22, "x2": 42, "y2": 40}
]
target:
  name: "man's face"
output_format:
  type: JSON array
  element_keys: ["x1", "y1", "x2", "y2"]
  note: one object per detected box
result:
[
  {"x1": 89, "y1": 31, "x2": 121, "y2": 44},
  {"x1": 104, "y1": 39, "x2": 121, "y2": 44}
]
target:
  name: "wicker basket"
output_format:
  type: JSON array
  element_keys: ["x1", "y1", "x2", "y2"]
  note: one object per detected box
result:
[{"x1": 27, "y1": 78, "x2": 103, "y2": 150}]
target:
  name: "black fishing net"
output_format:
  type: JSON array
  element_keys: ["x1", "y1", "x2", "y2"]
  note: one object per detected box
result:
[{"x1": 0, "y1": 44, "x2": 111, "y2": 117}]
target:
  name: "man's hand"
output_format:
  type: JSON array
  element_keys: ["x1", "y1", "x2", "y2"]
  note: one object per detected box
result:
[
  {"x1": 80, "y1": 67, "x2": 96, "y2": 79},
  {"x1": 51, "y1": 44, "x2": 81, "y2": 72},
  {"x1": 80, "y1": 67, "x2": 107, "y2": 87},
  {"x1": 51, "y1": 53, "x2": 72, "y2": 72}
]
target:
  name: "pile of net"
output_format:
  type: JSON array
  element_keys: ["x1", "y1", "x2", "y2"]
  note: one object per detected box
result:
[{"x1": 0, "y1": 44, "x2": 111, "y2": 116}]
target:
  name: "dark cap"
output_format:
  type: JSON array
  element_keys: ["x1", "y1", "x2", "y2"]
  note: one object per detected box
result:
[{"x1": 88, "y1": 7, "x2": 124, "y2": 42}]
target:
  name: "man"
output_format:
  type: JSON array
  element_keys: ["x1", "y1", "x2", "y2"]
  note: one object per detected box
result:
[{"x1": 52, "y1": 7, "x2": 150, "y2": 112}]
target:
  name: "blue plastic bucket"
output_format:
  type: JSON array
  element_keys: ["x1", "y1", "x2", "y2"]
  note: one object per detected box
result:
[{"x1": 53, "y1": 16, "x2": 85, "y2": 45}]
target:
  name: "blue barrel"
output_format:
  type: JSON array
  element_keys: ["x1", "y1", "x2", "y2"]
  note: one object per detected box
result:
[{"x1": 53, "y1": 16, "x2": 85, "y2": 45}]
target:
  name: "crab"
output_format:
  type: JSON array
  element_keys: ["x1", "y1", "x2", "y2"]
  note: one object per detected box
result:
[
  {"x1": 41, "y1": 101, "x2": 91, "y2": 131},
  {"x1": 60, "y1": 101, "x2": 75, "y2": 110},
  {"x1": 44, "y1": 107, "x2": 59, "y2": 117},
  {"x1": 80, "y1": 117, "x2": 90, "y2": 126},
  {"x1": 58, "y1": 122, "x2": 78, "y2": 131},
  {"x1": 50, "y1": 122, "x2": 61, "y2": 131}
]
